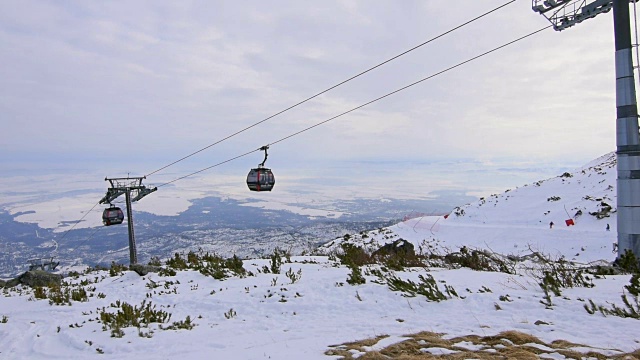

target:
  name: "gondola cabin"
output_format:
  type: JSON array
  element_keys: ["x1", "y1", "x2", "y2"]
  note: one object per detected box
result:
[
  {"x1": 246, "y1": 168, "x2": 275, "y2": 192},
  {"x1": 102, "y1": 207, "x2": 124, "y2": 226}
]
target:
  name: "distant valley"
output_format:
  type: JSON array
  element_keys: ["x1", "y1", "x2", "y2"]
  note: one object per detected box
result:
[{"x1": 0, "y1": 194, "x2": 471, "y2": 278}]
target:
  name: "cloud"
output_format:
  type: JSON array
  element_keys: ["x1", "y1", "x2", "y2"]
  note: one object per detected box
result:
[{"x1": 0, "y1": 0, "x2": 627, "y2": 193}]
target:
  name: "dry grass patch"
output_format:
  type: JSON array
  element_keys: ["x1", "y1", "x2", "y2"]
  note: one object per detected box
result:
[
  {"x1": 326, "y1": 330, "x2": 639, "y2": 359},
  {"x1": 325, "y1": 335, "x2": 389, "y2": 359},
  {"x1": 481, "y1": 330, "x2": 544, "y2": 346}
]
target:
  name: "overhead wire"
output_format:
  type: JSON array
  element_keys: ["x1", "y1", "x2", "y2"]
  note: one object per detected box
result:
[
  {"x1": 144, "y1": 0, "x2": 517, "y2": 178},
  {"x1": 56, "y1": 201, "x2": 101, "y2": 243},
  {"x1": 154, "y1": 25, "x2": 552, "y2": 188},
  {"x1": 269, "y1": 25, "x2": 551, "y2": 147},
  {"x1": 43, "y1": 3, "x2": 530, "y2": 254},
  {"x1": 156, "y1": 148, "x2": 261, "y2": 187},
  {"x1": 68, "y1": 225, "x2": 104, "y2": 252}
]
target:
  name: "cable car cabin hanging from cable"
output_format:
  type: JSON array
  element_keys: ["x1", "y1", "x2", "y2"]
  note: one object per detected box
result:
[
  {"x1": 247, "y1": 145, "x2": 275, "y2": 192},
  {"x1": 102, "y1": 206, "x2": 124, "y2": 226}
]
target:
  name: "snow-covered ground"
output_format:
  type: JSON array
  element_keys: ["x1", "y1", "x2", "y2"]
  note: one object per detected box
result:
[{"x1": 1, "y1": 152, "x2": 638, "y2": 359}]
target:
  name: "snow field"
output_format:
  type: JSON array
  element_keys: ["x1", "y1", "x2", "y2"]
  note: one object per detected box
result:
[{"x1": 1, "y1": 254, "x2": 638, "y2": 359}]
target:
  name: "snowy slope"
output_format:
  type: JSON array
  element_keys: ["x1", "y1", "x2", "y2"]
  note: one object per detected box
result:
[
  {"x1": 322, "y1": 152, "x2": 618, "y2": 264},
  {"x1": 1, "y1": 152, "x2": 639, "y2": 359}
]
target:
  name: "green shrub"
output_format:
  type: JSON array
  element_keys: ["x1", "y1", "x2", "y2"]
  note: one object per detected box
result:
[
  {"x1": 585, "y1": 274, "x2": 640, "y2": 319},
  {"x1": 618, "y1": 250, "x2": 640, "y2": 274},
  {"x1": 99, "y1": 300, "x2": 172, "y2": 336},
  {"x1": 444, "y1": 247, "x2": 514, "y2": 274},
  {"x1": 224, "y1": 308, "x2": 236, "y2": 319},
  {"x1": 337, "y1": 243, "x2": 372, "y2": 267},
  {"x1": 34, "y1": 286, "x2": 47, "y2": 299},
  {"x1": 166, "y1": 253, "x2": 188, "y2": 270},
  {"x1": 346, "y1": 265, "x2": 366, "y2": 286},
  {"x1": 225, "y1": 255, "x2": 246, "y2": 277},
  {"x1": 161, "y1": 315, "x2": 195, "y2": 330},
  {"x1": 270, "y1": 249, "x2": 282, "y2": 274},
  {"x1": 158, "y1": 267, "x2": 176, "y2": 277},
  {"x1": 198, "y1": 260, "x2": 226, "y2": 280},
  {"x1": 109, "y1": 262, "x2": 128, "y2": 277},
  {"x1": 47, "y1": 285, "x2": 71, "y2": 306},
  {"x1": 285, "y1": 268, "x2": 302, "y2": 284},
  {"x1": 71, "y1": 287, "x2": 88, "y2": 302},
  {"x1": 148, "y1": 256, "x2": 162, "y2": 266},
  {"x1": 384, "y1": 273, "x2": 456, "y2": 302}
]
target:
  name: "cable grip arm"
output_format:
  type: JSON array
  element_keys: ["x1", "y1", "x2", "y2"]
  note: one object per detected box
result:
[{"x1": 258, "y1": 145, "x2": 269, "y2": 167}]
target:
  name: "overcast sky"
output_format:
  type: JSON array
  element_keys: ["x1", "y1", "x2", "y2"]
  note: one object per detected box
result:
[{"x1": 0, "y1": 0, "x2": 624, "y2": 195}]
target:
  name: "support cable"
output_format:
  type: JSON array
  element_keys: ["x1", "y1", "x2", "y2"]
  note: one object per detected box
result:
[
  {"x1": 56, "y1": 201, "x2": 100, "y2": 243},
  {"x1": 69, "y1": 226, "x2": 103, "y2": 252},
  {"x1": 154, "y1": 25, "x2": 551, "y2": 187},
  {"x1": 156, "y1": 149, "x2": 261, "y2": 187},
  {"x1": 269, "y1": 26, "x2": 551, "y2": 147},
  {"x1": 144, "y1": 0, "x2": 516, "y2": 178}
]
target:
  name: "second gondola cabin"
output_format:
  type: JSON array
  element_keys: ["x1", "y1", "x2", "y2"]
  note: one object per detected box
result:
[
  {"x1": 246, "y1": 168, "x2": 275, "y2": 192},
  {"x1": 102, "y1": 206, "x2": 124, "y2": 226}
]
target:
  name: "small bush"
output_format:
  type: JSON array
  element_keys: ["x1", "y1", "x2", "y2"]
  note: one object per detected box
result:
[
  {"x1": 225, "y1": 255, "x2": 246, "y2": 277},
  {"x1": 346, "y1": 265, "x2": 366, "y2": 286},
  {"x1": 585, "y1": 274, "x2": 640, "y2": 319},
  {"x1": 384, "y1": 273, "x2": 456, "y2": 302},
  {"x1": 617, "y1": 250, "x2": 640, "y2": 274},
  {"x1": 109, "y1": 262, "x2": 128, "y2": 277},
  {"x1": 444, "y1": 247, "x2": 514, "y2": 274},
  {"x1": 285, "y1": 268, "x2": 302, "y2": 284},
  {"x1": 166, "y1": 253, "x2": 188, "y2": 270},
  {"x1": 270, "y1": 249, "x2": 282, "y2": 274},
  {"x1": 161, "y1": 315, "x2": 195, "y2": 331},
  {"x1": 34, "y1": 287, "x2": 47, "y2": 299},
  {"x1": 158, "y1": 267, "x2": 176, "y2": 277},
  {"x1": 224, "y1": 308, "x2": 236, "y2": 319},
  {"x1": 148, "y1": 256, "x2": 162, "y2": 267},
  {"x1": 337, "y1": 243, "x2": 372, "y2": 267},
  {"x1": 99, "y1": 300, "x2": 172, "y2": 337},
  {"x1": 71, "y1": 288, "x2": 88, "y2": 302},
  {"x1": 47, "y1": 285, "x2": 71, "y2": 306}
]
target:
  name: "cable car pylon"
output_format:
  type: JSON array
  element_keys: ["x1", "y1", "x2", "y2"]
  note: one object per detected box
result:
[
  {"x1": 99, "y1": 177, "x2": 157, "y2": 265},
  {"x1": 532, "y1": 0, "x2": 640, "y2": 262}
]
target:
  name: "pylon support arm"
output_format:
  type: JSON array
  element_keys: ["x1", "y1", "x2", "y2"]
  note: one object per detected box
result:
[
  {"x1": 131, "y1": 187, "x2": 158, "y2": 202},
  {"x1": 99, "y1": 188, "x2": 126, "y2": 204}
]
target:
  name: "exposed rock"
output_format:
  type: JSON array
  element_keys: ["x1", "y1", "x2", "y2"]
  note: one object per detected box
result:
[
  {"x1": 130, "y1": 264, "x2": 161, "y2": 276},
  {"x1": 0, "y1": 279, "x2": 5, "y2": 288},
  {"x1": 373, "y1": 239, "x2": 415, "y2": 258},
  {"x1": 4, "y1": 270, "x2": 62, "y2": 288},
  {"x1": 534, "y1": 320, "x2": 550, "y2": 326},
  {"x1": 4, "y1": 278, "x2": 20, "y2": 288}
]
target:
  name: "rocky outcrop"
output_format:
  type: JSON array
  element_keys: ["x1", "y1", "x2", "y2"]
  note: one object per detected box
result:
[
  {"x1": 373, "y1": 239, "x2": 415, "y2": 258},
  {"x1": 130, "y1": 264, "x2": 161, "y2": 276},
  {"x1": 4, "y1": 270, "x2": 62, "y2": 288}
]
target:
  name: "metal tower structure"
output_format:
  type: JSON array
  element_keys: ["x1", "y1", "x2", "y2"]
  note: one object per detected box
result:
[
  {"x1": 533, "y1": 0, "x2": 640, "y2": 261},
  {"x1": 99, "y1": 177, "x2": 157, "y2": 265}
]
